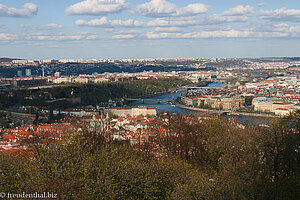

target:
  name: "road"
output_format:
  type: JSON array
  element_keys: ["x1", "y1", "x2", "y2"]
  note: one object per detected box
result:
[
  {"x1": 176, "y1": 103, "x2": 278, "y2": 118},
  {"x1": 0, "y1": 109, "x2": 33, "y2": 125}
]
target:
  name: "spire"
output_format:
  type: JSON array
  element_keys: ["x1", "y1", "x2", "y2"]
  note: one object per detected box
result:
[
  {"x1": 100, "y1": 110, "x2": 104, "y2": 128},
  {"x1": 106, "y1": 112, "x2": 110, "y2": 122}
]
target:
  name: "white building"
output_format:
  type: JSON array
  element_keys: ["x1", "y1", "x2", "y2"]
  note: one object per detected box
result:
[
  {"x1": 105, "y1": 107, "x2": 157, "y2": 117},
  {"x1": 54, "y1": 72, "x2": 61, "y2": 77},
  {"x1": 25, "y1": 69, "x2": 31, "y2": 76},
  {"x1": 12, "y1": 60, "x2": 28, "y2": 65},
  {"x1": 54, "y1": 77, "x2": 73, "y2": 84},
  {"x1": 73, "y1": 77, "x2": 89, "y2": 84}
]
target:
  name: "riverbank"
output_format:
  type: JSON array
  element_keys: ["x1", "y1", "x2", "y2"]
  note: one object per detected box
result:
[{"x1": 176, "y1": 103, "x2": 278, "y2": 118}]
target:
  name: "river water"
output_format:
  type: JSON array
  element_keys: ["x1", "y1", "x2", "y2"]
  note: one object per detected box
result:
[
  {"x1": 134, "y1": 82, "x2": 275, "y2": 126},
  {"x1": 134, "y1": 90, "x2": 192, "y2": 114}
]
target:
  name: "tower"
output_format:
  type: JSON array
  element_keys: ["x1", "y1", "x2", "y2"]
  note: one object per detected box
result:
[
  {"x1": 42, "y1": 65, "x2": 45, "y2": 77},
  {"x1": 25, "y1": 69, "x2": 31, "y2": 76},
  {"x1": 17, "y1": 70, "x2": 22, "y2": 77}
]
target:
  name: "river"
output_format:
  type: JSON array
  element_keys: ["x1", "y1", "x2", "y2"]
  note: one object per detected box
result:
[
  {"x1": 134, "y1": 90, "x2": 192, "y2": 114},
  {"x1": 134, "y1": 82, "x2": 275, "y2": 126}
]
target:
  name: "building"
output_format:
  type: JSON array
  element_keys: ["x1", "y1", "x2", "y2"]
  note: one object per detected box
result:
[
  {"x1": 12, "y1": 60, "x2": 27, "y2": 65},
  {"x1": 274, "y1": 108, "x2": 293, "y2": 116},
  {"x1": 253, "y1": 97, "x2": 297, "y2": 115},
  {"x1": 73, "y1": 77, "x2": 89, "y2": 84},
  {"x1": 25, "y1": 69, "x2": 31, "y2": 76},
  {"x1": 17, "y1": 70, "x2": 22, "y2": 77},
  {"x1": 93, "y1": 78, "x2": 110, "y2": 83},
  {"x1": 220, "y1": 97, "x2": 245, "y2": 110},
  {"x1": 105, "y1": 107, "x2": 157, "y2": 117},
  {"x1": 54, "y1": 72, "x2": 61, "y2": 77},
  {"x1": 254, "y1": 101, "x2": 295, "y2": 113},
  {"x1": 27, "y1": 60, "x2": 40, "y2": 66},
  {"x1": 54, "y1": 77, "x2": 72, "y2": 84},
  {"x1": 182, "y1": 95, "x2": 245, "y2": 110}
]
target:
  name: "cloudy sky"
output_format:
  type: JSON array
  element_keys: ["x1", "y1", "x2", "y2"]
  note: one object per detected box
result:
[{"x1": 0, "y1": 0, "x2": 300, "y2": 59}]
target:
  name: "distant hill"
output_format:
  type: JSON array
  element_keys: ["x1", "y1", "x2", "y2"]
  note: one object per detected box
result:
[
  {"x1": 0, "y1": 58, "x2": 23, "y2": 62},
  {"x1": 282, "y1": 57, "x2": 300, "y2": 61}
]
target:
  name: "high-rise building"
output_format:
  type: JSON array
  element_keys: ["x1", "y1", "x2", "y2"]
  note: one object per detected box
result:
[
  {"x1": 17, "y1": 70, "x2": 22, "y2": 77},
  {"x1": 42, "y1": 66, "x2": 45, "y2": 77},
  {"x1": 25, "y1": 69, "x2": 31, "y2": 76}
]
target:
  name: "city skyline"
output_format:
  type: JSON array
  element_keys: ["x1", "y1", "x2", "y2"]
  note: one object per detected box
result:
[{"x1": 1, "y1": 0, "x2": 300, "y2": 59}]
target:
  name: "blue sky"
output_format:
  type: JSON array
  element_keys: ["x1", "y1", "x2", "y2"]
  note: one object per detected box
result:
[{"x1": 0, "y1": 0, "x2": 300, "y2": 59}]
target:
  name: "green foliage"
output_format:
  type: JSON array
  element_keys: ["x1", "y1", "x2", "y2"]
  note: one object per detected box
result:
[
  {"x1": 0, "y1": 78, "x2": 191, "y2": 109},
  {"x1": 0, "y1": 153, "x2": 28, "y2": 194},
  {"x1": 0, "y1": 120, "x2": 10, "y2": 128},
  {"x1": 0, "y1": 111, "x2": 299, "y2": 199},
  {"x1": 156, "y1": 113, "x2": 300, "y2": 199},
  {"x1": 0, "y1": 130, "x2": 213, "y2": 200}
]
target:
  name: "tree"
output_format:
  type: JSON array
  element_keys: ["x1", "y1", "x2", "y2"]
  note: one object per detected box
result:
[
  {"x1": 254, "y1": 112, "x2": 300, "y2": 200},
  {"x1": 0, "y1": 112, "x2": 299, "y2": 199}
]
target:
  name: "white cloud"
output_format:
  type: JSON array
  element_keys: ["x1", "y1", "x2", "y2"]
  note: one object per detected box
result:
[
  {"x1": 29, "y1": 35, "x2": 84, "y2": 41},
  {"x1": 112, "y1": 34, "x2": 136, "y2": 39},
  {"x1": 146, "y1": 15, "x2": 249, "y2": 27},
  {"x1": 256, "y1": 3, "x2": 266, "y2": 7},
  {"x1": 25, "y1": 32, "x2": 99, "y2": 41},
  {"x1": 223, "y1": 5, "x2": 254, "y2": 16},
  {"x1": 110, "y1": 19, "x2": 144, "y2": 27},
  {"x1": 259, "y1": 8, "x2": 300, "y2": 22},
  {"x1": 133, "y1": 0, "x2": 176, "y2": 17},
  {"x1": 0, "y1": 3, "x2": 38, "y2": 18},
  {"x1": 76, "y1": 17, "x2": 144, "y2": 27},
  {"x1": 145, "y1": 29, "x2": 297, "y2": 39},
  {"x1": 111, "y1": 30, "x2": 143, "y2": 34},
  {"x1": 11, "y1": 41, "x2": 45, "y2": 46},
  {"x1": 146, "y1": 30, "x2": 252, "y2": 39},
  {"x1": 258, "y1": 23, "x2": 300, "y2": 37},
  {"x1": 0, "y1": 33, "x2": 19, "y2": 40},
  {"x1": 255, "y1": 32, "x2": 289, "y2": 37},
  {"x1": 65, "y1": 0, "x2": 129, "y2": 15},
  {"x1": 254, "y1": 22, "x2": 290, "y2": 33},
  {"x1": 177, "y1": 3, "x2": 210, "y2": 16},
  {"x1": 21, "y1": 23, "x2": 63, "y2": 30},
  {"x1": 200, "y1": 30, "x2": 252, "y2": 38},
  {"x1": 86, "y1": 35, "x2": 99, "y2": 40},
  {"x1": 39, "y1": 23, "x2": 63, "y2": 29},
  {"x1": 154, "y1": 27, "x2": 182, "y2": 32},
  {"x1": 76, "y1": 18, "x2": 109, "y2": 26},
  {"x1": 132, "y1": 0, "x2": 209, "y2": 17}
]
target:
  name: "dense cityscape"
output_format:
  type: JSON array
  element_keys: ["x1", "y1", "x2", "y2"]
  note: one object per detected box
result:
[
  {"x1": 1, "y1": 0, "x2": 300, "y2": 199},
  {"x1": 0, "y1": 56, "x2": 299, "y2": 199}
]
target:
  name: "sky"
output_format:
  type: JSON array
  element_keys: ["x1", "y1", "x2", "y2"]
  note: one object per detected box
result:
[{"x1": 0, "y1": 0, "x2": 300, "y2": 59}]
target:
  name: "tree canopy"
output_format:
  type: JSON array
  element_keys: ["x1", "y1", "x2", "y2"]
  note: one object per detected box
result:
[{"x1": 0, "y1": 112, "x2": 299, "y2": 199}]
